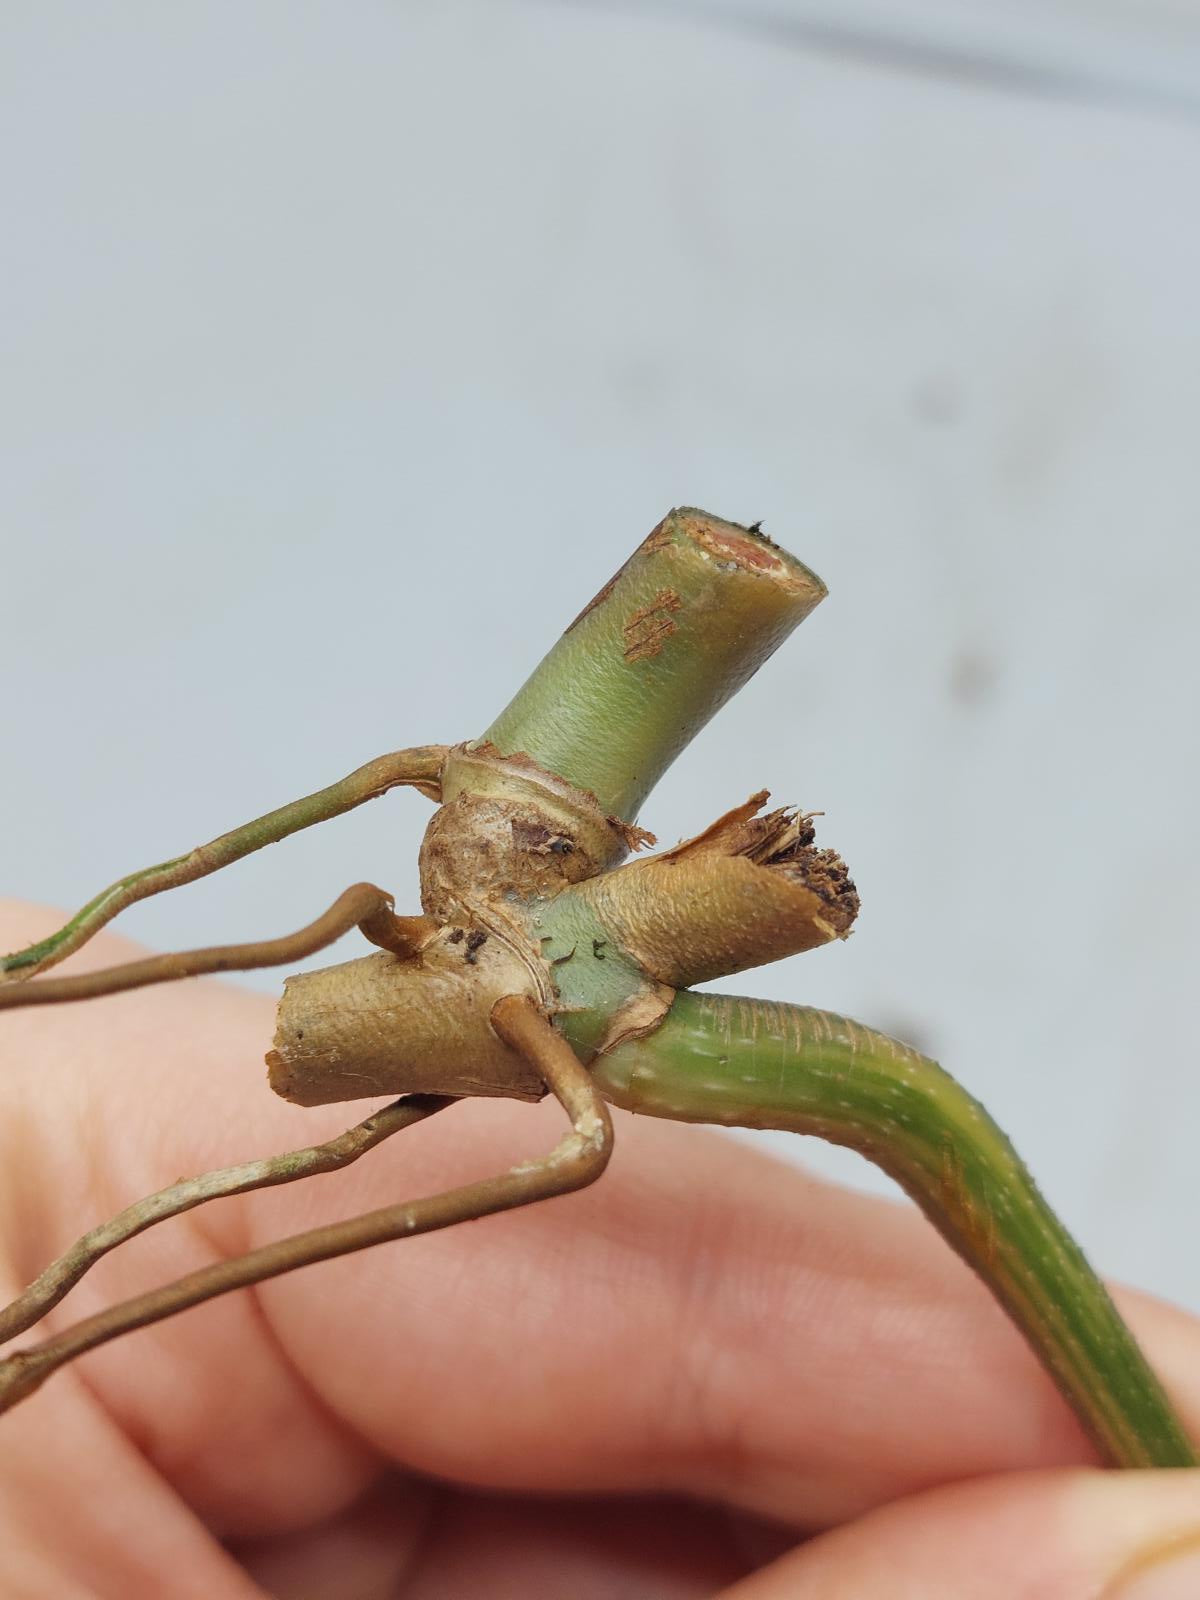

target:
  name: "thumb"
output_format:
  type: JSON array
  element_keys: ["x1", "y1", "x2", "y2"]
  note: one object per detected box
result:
[{"x1": 717, "y1": 1469, "x2": 1200, "y2": 1599}]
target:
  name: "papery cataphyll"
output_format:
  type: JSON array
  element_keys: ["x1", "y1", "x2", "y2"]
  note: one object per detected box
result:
[{"x1": 0, "y1": 508, "x2": 1192, "y2": 1470}]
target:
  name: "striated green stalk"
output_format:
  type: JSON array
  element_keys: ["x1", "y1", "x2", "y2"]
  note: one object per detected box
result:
[
  {"x1": 575, "y1": 990, "x2": 1196, "y2": 1470},
  {"x1": 478, "y1": 509, "x2": 825, "y2": 822}
]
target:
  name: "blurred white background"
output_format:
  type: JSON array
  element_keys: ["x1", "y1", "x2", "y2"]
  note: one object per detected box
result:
[{"x1": 2, "y1": 2, "x2": 1198, "y2": 1306}]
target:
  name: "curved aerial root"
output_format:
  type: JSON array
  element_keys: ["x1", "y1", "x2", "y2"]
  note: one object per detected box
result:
[
  {"x1": 0, "y1": 884, "x2": 435, "y2": 1011},
  {"x1": 0, "y1": 997, "x2": 610, "y2": 1414},
  {"x1": 0, "y1": 1096, "x2": 454, "y2": 1345},
  {"x1": 1, "y1": 745, "x2": 447, "y2": 981}
]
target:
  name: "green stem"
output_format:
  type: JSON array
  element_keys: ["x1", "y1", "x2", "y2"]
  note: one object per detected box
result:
[
  {"x1": 478, "y1": 509, "x2": 825, "y2": 822},
  {"x1": 1, "y1": 746, "x2": 446, "y2": 981},
  {"x1": 582, "y1": 990, "x2": 1196, "y2": 1470}
]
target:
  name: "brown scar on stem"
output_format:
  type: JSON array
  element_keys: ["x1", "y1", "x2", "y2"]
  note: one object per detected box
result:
[
  {"x1": 640, "y1": 516, "x2": 673, "y2": 555},
  {"x1": 939, "y1": 1137, "x2": 997, "y2": 1270},
  {"x1": 564, "y1": 568, "x2": 624, "y2": 635},
  {"x1": 563, "y1": 509, "x2": 815, "y2": 641},
  {"x1": 562, "y1": 516, "x2": 674, "y2": 636},
  {"x1": 622, "y1": 588, "x2": 683, "y2": 662}
]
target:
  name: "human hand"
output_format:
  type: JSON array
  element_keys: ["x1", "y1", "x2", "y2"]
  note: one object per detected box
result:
[{"x1": 2, "y1": 900, "x2": 1199, "y2": 1598}]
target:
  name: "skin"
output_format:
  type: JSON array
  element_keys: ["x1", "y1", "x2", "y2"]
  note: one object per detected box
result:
[{"x1": 2, "y1": 899, "x2": 1200, "y2": 1599}]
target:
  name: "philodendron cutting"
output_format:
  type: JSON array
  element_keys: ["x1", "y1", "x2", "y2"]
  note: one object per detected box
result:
[{"x1": 0, "y1": 508, "x2": 1191, "y2": 1472}]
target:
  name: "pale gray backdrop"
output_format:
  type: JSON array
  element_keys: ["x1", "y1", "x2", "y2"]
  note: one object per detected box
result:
[{"x1": 3, "y1": 2, "x2": 1198, "y2": 1308}]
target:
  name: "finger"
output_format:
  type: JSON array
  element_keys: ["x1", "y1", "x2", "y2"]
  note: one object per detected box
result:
[
  {"x1": 715, "y1": 1468, "x2": 1200, "y2": 1599},
  {"x1": 231, "y1": 1479, "x2": 750, "y2": 1600},
  {"x1": 3, "y1": 901, "x2": 1198, "y2": 1543},
  {"x1": 0, "y1": 902, "x2": 387, "y2": 1541},
  {"x1": 395, "y1": 1491, "x2": 749, "y2": 1600},
  {"x1": 229, "y1": 1473, "x2": 433, "y2": 1600},
  {"x1": 0, "y1": 1336, "x2": 270, "y2": 1600}
]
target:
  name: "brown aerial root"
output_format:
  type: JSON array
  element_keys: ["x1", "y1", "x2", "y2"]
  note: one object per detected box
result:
[
  {"x1": 0, "y1": 885, "x2": 434, "y2": 1012},
  {"x1": 0, "y1": 1095, "x2": 454, "y2": 1348},
  {"x1": 1, "y1": 745, "x2": 449, "y2": 984},
  {"x1": 556, "y1": 793, "x2": 859, "y2": 989},
  {"x1": 0, "y1": 997, "x2": 610, "y2": 1417}
]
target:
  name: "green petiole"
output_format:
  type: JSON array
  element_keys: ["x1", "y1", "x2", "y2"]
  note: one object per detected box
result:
[{"x1": 581, "y1": 990, "x2": 1196, "y2": 1470}]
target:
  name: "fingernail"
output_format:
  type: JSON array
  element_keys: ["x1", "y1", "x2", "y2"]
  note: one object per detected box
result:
[{"x1": 1110, "y1": 1533, "x2": 1200, "y2": 1598}]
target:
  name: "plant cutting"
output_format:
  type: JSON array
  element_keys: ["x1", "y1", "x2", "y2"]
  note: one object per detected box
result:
[{"x1": 0, "y1": 505, "x2": 1192, "y2": 1476}]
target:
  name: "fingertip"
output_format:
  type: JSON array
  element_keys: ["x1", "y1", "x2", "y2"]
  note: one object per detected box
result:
[{"x1": 716, "y1": 1469, "x2": 1200, "y2": 1599}]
